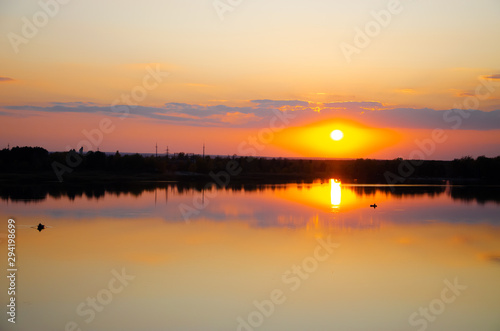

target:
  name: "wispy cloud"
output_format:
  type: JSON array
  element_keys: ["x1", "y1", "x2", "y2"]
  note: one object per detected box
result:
[
  {"x1": 484, "y1": 74, "x2": 500, "y2": 80},
  {"x1": 323, "y1": 101, "x2": 384, "y2": 109},
  {"x1": 359, "y1": 107, "x2": 500, "y2": 130},
  {"x1": 3, "y1": 100, "x2": 500, "y2": 130},
  {"x1": 456, "y1": 91, "x2": 475, "y2": 97},
  {"x1": 480, "y1": 253, "x2": 500, "y2": 264},
  {"x1": 0, "y1": 76, "x2": 14, "y2": 82},
  {"x1": 394, "y1": 88, "x2": 420, "y2": 95},
  {"x1": 0, "y1": 110, "x2": 38, "y2": 118},
  {"x1": 3, "y1": 102, "x2": 264, "y2": 127},
  {"x1": 251, "y1": 99, "x2": 309, "y2": 107}
]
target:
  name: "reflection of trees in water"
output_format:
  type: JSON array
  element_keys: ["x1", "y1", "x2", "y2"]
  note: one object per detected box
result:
[
  {"x1": 0, "y1": 182, "x2": 499, "y2": 205},
  {"x1": 449, "y1": 186, "x2": 500, "y2": 205},
  {"x1": 351, "y1": 185, "x2": 500, "y2": 204},
  {"x1": 0, "y1": 181, "x2": 292, "y2": 203},
  {"x1": 0, "y1": 183, "x2": 158, "y2": 203},
  {"x1": 351, "y1": 186, "x2": 447, "y2": 199}
]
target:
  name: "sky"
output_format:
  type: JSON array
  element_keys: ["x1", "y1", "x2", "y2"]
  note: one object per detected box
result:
[{"x1": 0, "y1": 0, "x2": 499, "y2": 159}]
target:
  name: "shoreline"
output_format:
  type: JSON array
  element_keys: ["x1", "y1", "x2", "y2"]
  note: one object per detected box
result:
[{"x1": 0, "y1": 171, "x2": 496, "y2": 186}]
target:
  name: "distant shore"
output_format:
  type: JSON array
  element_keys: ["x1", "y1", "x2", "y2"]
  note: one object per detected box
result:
[{"x1": 1, "y1": 146, "x2": 499, "y2": 185}]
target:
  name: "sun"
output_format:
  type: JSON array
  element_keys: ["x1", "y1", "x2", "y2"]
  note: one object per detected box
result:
[{"x1": 330, "y1": 129, "x2": 344, "y2": 141}]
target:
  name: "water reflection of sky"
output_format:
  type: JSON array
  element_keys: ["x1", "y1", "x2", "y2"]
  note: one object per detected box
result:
[
  {"x1": 1, "y1": 182, "x2": 499, "y2": 230},
  {"x1": 1, "y1": 182, "x2": 499, "y2": 331}
]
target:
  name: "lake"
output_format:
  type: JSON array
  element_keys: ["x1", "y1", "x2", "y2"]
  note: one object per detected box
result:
[{"x1": 1, "y1": 181, "x2": 499, "y2": 331}]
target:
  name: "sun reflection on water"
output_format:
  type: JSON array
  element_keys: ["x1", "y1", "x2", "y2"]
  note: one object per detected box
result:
[{"x1": 330, "y1": 179, "x2": 341, "y2": 209}]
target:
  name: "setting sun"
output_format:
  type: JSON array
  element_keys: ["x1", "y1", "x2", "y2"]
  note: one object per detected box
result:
[
  {"x1": 273, "y1": 119, "x2": 400, "y2": 158},
  {"x1": 330, "y1": 129, "x2": 344, "y2": 141}
]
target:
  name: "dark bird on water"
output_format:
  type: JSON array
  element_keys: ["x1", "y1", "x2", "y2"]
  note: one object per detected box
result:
[
  {"x1": 370, "y1": 203, "x2": 378, "y2": 209},
  {"x1": 37, "y1": 223, "x2": 45, "y2": 232}
]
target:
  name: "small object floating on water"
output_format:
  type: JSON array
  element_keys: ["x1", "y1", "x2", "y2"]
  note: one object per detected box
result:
[
  {"x1": 370, "y1": 203, "x2": 378, "y2": 209},
  {"x1": 37, "y1": 223, "x2": 45, "y2": 232}
]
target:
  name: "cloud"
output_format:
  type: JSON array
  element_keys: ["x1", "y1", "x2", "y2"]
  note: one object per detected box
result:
[
  {"x1": 394, "y1": 89, "x2": 419, "y2": 95},
  {"x1": 323, "y1": 101, "x2": 384, "y2": 109},
  {"x1": 0, "y1": 110, "x2": 38, "y2": 118},
  {"x1": 2, "y1": 100, "x2": 500, "y2": 130},
  {"x1": 484, "y1": 74, "x2": 500, "y2": 80},
  {"x1": 0, "y1": 110, "x2": 17, "y2": 116},
  {"x1": 0, "y1": 76, "x2": 14, "y2": 82},
  {"x1": 479, "y1": 253, "x2": 500, "y2": 264},
  {"x1": 357, "y1": 108, "x2": 500, "y2": 130},
  {"x1": 3, "y1": 102, "x2": 265, "y2": 127},
  {"x1": 6, "y1": 102, "x2": 105, "y2": 114},
  {"x1": 208, "y1": 112, "x2": 261, "y2": 125},
  {"x1": 251, "y1": 99, "x2": 309, "y2": 107}
]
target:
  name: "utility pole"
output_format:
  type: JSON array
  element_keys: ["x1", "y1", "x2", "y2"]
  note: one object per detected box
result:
[
  {"x1": 203, "y1": 142, "x2": 205, "y2": 158},
  {"x1": 166, "y1": 146, "x2": 169, "y2": 159},
  {"x1": 155, "y1": 142, "x2": 158, "y2": 158}
]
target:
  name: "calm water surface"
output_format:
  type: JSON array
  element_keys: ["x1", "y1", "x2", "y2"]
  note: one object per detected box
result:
[{"x1": 1, "y1": 181, "x2": 499, "y2": 331}]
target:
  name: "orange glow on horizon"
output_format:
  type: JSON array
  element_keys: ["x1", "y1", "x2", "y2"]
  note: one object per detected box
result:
[{"x1": 272, "y1": 118, "x2": 401, "y2": 158}]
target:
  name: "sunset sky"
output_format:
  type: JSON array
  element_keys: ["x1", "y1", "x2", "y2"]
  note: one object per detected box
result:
[{"x1": 1, "y1": 0, "x2": 499, "y2": 159}]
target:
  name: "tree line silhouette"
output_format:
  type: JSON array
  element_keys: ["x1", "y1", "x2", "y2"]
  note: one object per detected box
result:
[{"x1": 1, "y1": 146, "x2": 499, "y2": 183}]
